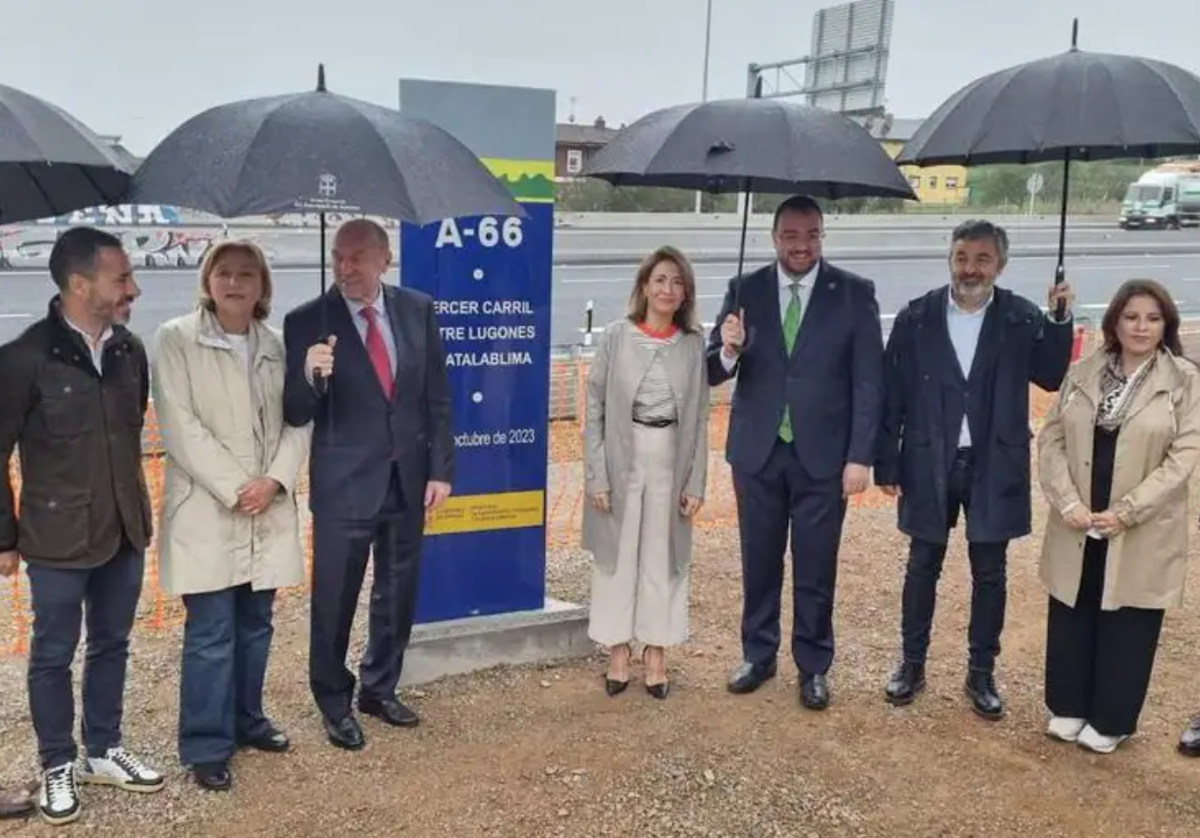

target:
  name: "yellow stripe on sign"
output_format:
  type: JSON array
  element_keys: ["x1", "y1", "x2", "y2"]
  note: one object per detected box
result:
[{"x1": 424, "y1": 490, "x2": 546, "y2": 535}]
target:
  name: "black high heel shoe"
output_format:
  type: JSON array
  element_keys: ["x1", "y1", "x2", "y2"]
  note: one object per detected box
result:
[
  {"x1": 604, "y1": 643, "x2": 631, "y2": 696},
  {"x1": 643, "y1": 646, "x2": 670, "y2": 700}
]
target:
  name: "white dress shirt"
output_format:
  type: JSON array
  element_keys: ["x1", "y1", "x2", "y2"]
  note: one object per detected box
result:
[
  {"x1": 946, "y1": 291, "x2": 992, "y2": 448},
  {"x1": 343, "y1": 288, "x2": 397, "y2": 374},
  {"x1": 63, "y1": 315, "x2": 113, "y2": 374}
]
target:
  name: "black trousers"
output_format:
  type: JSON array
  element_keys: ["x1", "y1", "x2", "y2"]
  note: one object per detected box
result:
[
  {"x1": 1045, "y1": 536, "x2": 1164, "y2": 737},
  {"x1": 733, "y1": 439, "x2": 847, "y2": 675},
  {"x1": 900, "y1": 448, "x2": 1008, "y2": 672},
  {"x1": 308, "y1": 464, "x2": 426, "y2": 722}
]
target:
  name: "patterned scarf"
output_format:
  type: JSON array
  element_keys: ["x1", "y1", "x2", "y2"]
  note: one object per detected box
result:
[{"x1": 1095, "y1": 351, "x2": 1155, "y2": 432}]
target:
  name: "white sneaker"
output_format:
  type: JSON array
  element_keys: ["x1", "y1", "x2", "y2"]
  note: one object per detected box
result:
[
  {"x1": 1046, "y1": 716, "x2": 1087, "y2": 742},
  {"x1": 38, "y1": 763, "x2": 81, "y2": 826},
  {"x1": 78, "y1": 747, "x2": 165, "y2": 793},
  {"x1": 1077, "y1": 724, "x2": 1129, "y2": 754}
]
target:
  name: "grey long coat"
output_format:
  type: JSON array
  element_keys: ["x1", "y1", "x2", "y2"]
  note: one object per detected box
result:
[{"x1": 581, "y1": 319, "x2": 709, "y2": 578}]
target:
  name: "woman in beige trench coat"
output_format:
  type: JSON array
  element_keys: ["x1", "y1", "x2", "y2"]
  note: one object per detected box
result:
[
  {"x1": 153, "y1": 240, "x2": 311, "y2": 790},
  {"x1": 582, "y1": 245, "x2": 709, "y2": 699},
  {"x1": 1037, "y1": 278, "x2": 1200, "y2": 754}
]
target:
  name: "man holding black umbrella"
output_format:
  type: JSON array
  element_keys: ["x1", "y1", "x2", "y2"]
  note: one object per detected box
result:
[
  {"x1": 874, "y1": 220, "x2": 1074, "y2": 720},
  {"x1": 283, "y1": 218, "x2": 454, "y2": 751},
  {"x1": 708, "y1": 195, "x2": 884, "y2": 710}
]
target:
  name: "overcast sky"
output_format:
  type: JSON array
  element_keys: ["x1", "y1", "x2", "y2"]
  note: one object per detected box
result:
[{"x1": 3, "y1": 0, "x2": 1198, "y2": 155}]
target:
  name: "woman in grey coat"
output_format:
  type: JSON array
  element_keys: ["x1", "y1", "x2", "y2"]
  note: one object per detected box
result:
[{"x1": 582, "y1": 246, "x2": 709, "y2": 699}]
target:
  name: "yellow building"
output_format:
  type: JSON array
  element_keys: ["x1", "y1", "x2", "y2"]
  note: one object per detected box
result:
[{"x1": 868, "y1": 117, "x2": 969, "y2": 206}]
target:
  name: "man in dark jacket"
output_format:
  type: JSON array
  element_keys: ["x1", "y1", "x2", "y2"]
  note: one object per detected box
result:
[
  {"x1": 283, "y1": 219, "x2": 453, "y2": 751},
  {"x1": 874, "y1": 219, "x2": 1074, "y2": 720},
  {"x1": 708, "y1": 195, "x2": 884, "y2": 710},
  {"x1": 0, "y1": 227, "x2": 164, "y2": 826}
]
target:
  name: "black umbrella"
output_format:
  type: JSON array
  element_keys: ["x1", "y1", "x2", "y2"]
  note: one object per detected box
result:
[
  {"x1": 582, "y1": 91, "x2": 916, "y2": 305},
  {"x1": 895, "y1": 18, "x2": 1200, "y2": 315},
  {"x1": 127, "y1": 65, "x2": 521, "y2": 225},
  {"x1": 0, "y1": 82, "x2": 134, "y2": 224},
  {"x1": 127, "y1": 65, "x2": 523, "y2": 392}
]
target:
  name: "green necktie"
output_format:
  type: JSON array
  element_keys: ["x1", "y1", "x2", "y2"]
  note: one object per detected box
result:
[{"x1": 779, "y1": 282, "x2": 803, "y2": 442}]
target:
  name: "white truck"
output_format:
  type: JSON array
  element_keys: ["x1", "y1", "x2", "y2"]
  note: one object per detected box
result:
[{"x1": 1118, "y1": 164, "x2": 1200, "y2": 229}]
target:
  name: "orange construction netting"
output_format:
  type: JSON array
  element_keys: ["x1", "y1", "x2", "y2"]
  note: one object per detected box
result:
[{"x1": 0, "y1": 328, "x2": 1094, "y2": 656}]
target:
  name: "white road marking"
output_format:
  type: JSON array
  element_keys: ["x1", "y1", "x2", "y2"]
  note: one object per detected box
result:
[{"x1": 0, "y1": 313, "x2": 32, "y2": 319}]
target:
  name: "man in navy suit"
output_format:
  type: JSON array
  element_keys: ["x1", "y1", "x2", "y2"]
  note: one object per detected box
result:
[
  {"x1": 283, "y1": 219, "x2": 453, "y2": 750},
  {"x1": 708, "y1": 195, "x2": 884, "y2": 710}
]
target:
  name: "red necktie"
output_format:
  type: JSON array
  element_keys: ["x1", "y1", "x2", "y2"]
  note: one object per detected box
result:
[{"x1": 359, "y1": 307, "x2": 394, "y2": 399}]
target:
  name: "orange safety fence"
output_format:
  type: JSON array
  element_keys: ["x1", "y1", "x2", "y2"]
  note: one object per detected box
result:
[{"x1": 0, "y1": 325, "x2": 1104, "y2": 656}]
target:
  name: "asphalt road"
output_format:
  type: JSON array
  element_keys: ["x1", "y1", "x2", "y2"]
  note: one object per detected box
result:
[
  {"x1": 3, "y1": 216, "x2": 1199, "y2": 269},
  {"x1": 5, "y1": 252, "x2": 1200, "y2": 355}
]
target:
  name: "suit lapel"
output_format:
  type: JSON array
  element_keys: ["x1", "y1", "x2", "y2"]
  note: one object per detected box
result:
[
  {"x1": 789, "y1": 260, "x2": 833, "y2": 364},
  {"x1": 743, "y1": 265, "x2": 784, "y2": 361},
  {"x1": 326, "y1": 286, "x2": 394, "y2": 403},
  {"x1": 383, "y1": 285, "x2": 413, "y2": 400}
]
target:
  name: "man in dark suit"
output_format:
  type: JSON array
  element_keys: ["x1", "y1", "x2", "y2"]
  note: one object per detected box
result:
[
  {"x1": 874, "y1": 219, "x2": 1074, "y2": 720},
  {"x1": 708, "y1": 195, "x2": 884, "y2": 710},
  {"x1": 283, "y1": 219, "x2": 453, "y2": 750}
]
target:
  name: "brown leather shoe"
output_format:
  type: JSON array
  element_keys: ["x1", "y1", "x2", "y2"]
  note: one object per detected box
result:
[{"x1": 0, "y1": 781, "x2": 38, "y2": 819}]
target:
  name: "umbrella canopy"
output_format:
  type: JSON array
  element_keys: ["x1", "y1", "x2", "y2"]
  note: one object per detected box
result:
[
  {"x1": 896, "y1": 30, "x2": 1200, "y2": 166},
  {"x1": 582, "y1": 97, "x2": 917, "y2": 200},
  {"x1": 0, "y1": 83, "x2": 133, "y2": 225},
  {"x1": 125, "y1": 66, "x2": 523, "y2": 225}
]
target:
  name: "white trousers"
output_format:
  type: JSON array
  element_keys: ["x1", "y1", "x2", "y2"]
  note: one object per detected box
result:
[{"x1": 588, "y1": 423, "x2": 689, "y2": 648}]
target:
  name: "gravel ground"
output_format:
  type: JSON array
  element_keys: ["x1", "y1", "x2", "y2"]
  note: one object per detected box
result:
[{"x1": 2, "y1": 462, "x2": 1200, "y2": 836}]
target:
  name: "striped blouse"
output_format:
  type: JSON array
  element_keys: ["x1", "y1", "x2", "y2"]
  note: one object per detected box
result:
[{"x1": 628, "y1": 320, "x2": 682, "y2": 423}]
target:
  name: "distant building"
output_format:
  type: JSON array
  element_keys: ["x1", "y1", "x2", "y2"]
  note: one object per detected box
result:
[
  {"x1": 865, "y1": 115, "x2": 968, "y2": 205},
  {"x1": 554, "y1": 116, "x2": 618, "y2": 180}
]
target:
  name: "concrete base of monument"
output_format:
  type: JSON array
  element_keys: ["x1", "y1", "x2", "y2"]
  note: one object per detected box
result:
[{"x1": 399, "y1": 598, "x2": 594, "y2": 687}]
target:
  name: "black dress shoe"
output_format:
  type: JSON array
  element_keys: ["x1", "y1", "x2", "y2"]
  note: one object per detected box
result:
[
  {"x1": 727, "y1": 661, "x2": 777, "y2": 694},
  {"x1": 885, "y1": 662, "x2": 926, "y2": 706},
  {"x1": 324, "y1": 715, "x2": 366, "y2": 750},
  {"x1": 799, "y1": 672, "x2": 830, "y2": 710},
  {"x1": 358, "y1": 697, "x2": 420, "y2": 728},
  {"x1": 193, "y1": 762, "x2": 232, "y2": 791},
  {"x1": 239, "y1": 724, "x2": 290, "y2": 753},
  {"x1": 964, "y1": 671, "x2": 1004, "y2": 720}
]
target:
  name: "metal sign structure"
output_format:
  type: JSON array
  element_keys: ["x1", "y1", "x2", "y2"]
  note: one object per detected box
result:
[{"x1": 747, "y1": 0, "x2": 894, "y2": 118}]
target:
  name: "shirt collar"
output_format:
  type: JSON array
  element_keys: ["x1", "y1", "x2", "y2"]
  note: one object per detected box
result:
[
  {"x1": 947, "y1": 287, "x2": 994, "y2": 316},
  {"x1": 777, "y1": 260, "x2": 820, "y2": 288},
  {"x1": 344, "y1": 286, "x2": 387, "y2": 319},
  {"x1": 62, "y1": 314, "x2": 113, "y2": 351}
]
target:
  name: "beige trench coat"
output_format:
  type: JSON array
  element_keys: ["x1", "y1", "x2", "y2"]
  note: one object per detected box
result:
[
  {"x1": 582, "y1": 319, "x2": 709, "y2": 578},
  {"x1": 152, "y1": 309, "x2": 312, "y2": 596},
  {"x1": 1037, "y1": 347, "x2": 1200, "y2": 610}
]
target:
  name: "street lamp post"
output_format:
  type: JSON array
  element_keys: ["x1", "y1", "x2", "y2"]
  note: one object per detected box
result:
[{"x1": 694, "y1": 0, "x2": 713, "y2": 214}]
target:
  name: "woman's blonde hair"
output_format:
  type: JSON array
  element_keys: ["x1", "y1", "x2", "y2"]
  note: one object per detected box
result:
[
  {"x1": 198, "y1": 239, "x2": 274, "y2": 320},
  {"x1": 626, "y1": 245, "x2": 699, "y2": 333}
]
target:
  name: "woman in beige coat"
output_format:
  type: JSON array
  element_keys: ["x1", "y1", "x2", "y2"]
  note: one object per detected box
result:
[
  {"x1": 152, "y1": 240, "x2": 311, "y2": 790},
  {"x1": 582, "y1": 246, "x2": 708, "y2": 699},
  {"x1": 1037, "y1": 278, "x2": 1200, "y2": 754}
]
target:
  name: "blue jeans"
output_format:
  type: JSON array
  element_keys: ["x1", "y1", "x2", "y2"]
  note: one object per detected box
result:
[
  {"x1": 178, "y1": 584, "x2": 277, "y2": 766},
  {"x1": 26, "y1": 544, "x2": 144, "y2": 770}
]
